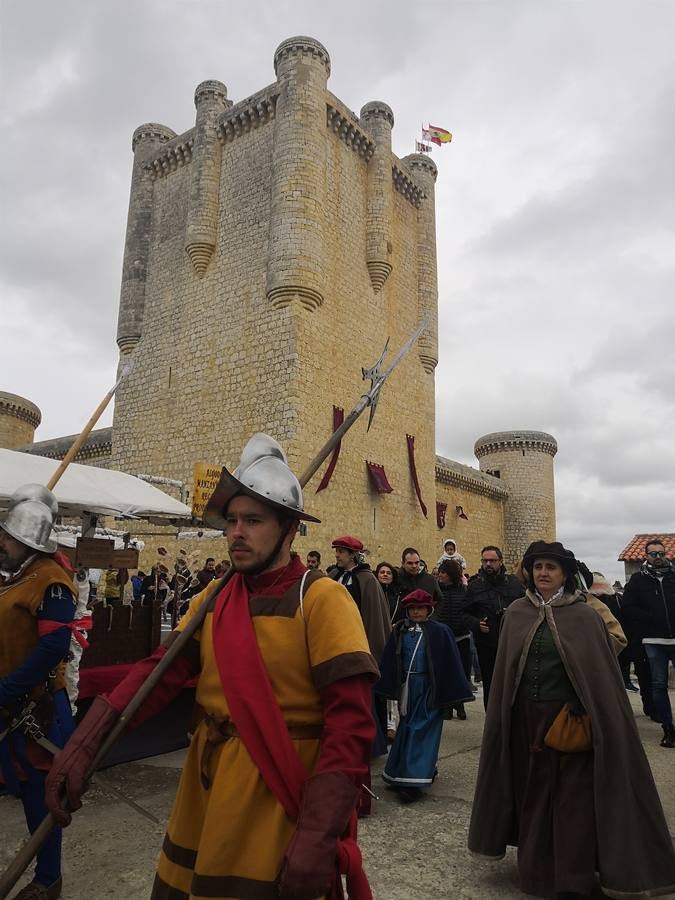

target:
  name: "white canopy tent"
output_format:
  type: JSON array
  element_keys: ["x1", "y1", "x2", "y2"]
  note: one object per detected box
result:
[{"x1": 0, "y1": 448, "x2": 194, "y2": 524}]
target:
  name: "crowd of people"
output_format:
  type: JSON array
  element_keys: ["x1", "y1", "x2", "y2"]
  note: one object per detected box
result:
[{"x1": 1, "y1": 444, "x2": 674, "y2": 900}]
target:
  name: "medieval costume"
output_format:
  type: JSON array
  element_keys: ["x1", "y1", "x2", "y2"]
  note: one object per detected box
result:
[
  {"x1": 0, "y1": 485, "x2": 77, "y2": 900},
  {"x1": 330, "y1": 537, "x2": 391, "y2": 663},
  {"x1": 469, "y1": 541, "x2": 675, "y2": 900},
  {"x1": 48, "y1": 434, "x2": 379, "y2": 900},
  {"x1": 330, "y1": 536, "x2": 391, "y2": 813},
  {"x1": 377, "y1": 590, "x2": 474, "y2": 798}
]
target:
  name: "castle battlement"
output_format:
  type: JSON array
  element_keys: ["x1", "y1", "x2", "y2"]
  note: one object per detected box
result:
[
  {"x1": 475, "y1": 430, "x2": 558, "y2": 458},
  {"x1": 217, "y1": 84, "x2": 278, "y2": 145},
  {"x1": 327, "y1": 94, "x2": 375, "y2": 161}
]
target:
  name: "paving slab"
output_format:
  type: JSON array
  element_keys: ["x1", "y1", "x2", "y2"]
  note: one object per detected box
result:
[{"x1": 1, "y1": 690, "x2": 672, "y2": 899}]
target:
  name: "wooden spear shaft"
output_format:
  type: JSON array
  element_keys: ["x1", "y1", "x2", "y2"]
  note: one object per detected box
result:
[
  {"x1": 46, "y1": 366, "x2": 132, "y2": 491},
  {"x1": 0, "y1": 323, "x2": 424, "y2": 899}
]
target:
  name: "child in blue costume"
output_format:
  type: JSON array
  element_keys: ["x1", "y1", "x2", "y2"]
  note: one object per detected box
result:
[{"x1": 377, "y1": 589, "x2": 474, "y2": 802}]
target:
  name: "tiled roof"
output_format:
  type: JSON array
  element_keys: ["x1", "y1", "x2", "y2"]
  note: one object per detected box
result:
[{"x1": 618, "y1": 534, "x2": 675, "y2": 562}]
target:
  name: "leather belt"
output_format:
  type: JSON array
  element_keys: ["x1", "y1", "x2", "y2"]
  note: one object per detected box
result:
[{"x1": 200, "y1": 714, "x2": 323, "y2": 789}]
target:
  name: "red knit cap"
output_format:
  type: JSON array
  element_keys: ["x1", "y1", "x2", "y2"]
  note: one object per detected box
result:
[
  {"x1": 331, "y1": 536, "x2": 364, "y2": 552},
  {"x1": 400, "y1": 589, "x2": 435, "y2": 608}
]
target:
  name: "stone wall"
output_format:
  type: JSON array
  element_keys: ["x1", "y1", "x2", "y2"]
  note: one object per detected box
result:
[
  {"x1": 20, "y1": 427, "x2": 113, "y2": 470},
  {"x1": 434, "y1": 457, "x2": 506, "y2": 574}
]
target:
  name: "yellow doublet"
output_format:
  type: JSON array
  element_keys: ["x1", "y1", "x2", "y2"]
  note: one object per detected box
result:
[{"x1": 152, "y1": 575, "x2": 377, "y2": 900}]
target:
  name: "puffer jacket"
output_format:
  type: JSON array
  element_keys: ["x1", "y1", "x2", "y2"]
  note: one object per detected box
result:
[{"x1": 435, "y1": 582, "x2": 478, "y2": 638}]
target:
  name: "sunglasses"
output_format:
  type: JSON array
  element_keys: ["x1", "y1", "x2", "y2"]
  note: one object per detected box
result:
[{"x1": 647, "y1": 551, "x2": 666, "y2": 558}]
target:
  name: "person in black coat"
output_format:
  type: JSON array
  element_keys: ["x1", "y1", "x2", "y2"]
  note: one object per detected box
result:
[
  {"x1": 375, "y1": 561, "x2": 404, "y2": 624},
  {"x1": 397, "y1": 547, "x2": 443, "y2": 605},
  {"x1": 437, "y1": 559, "x2": 479, "y2": 719},
  {"x1": 465, "y1": 545, "x2": 523, "y2": 709},
  {"x1": 621, "y1": 538, "x2": 675, "y2": 748}
]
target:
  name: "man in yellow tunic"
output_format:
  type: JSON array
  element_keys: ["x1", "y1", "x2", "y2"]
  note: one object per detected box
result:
[{"x1": 48, "y1": 434, "x2": 379, "y2": 900}]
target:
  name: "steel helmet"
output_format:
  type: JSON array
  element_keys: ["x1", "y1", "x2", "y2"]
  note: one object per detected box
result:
[
  {"x1": 8, "y1": 483, "x2": 59, "y2": 516},
  {"x1": 203, "y1": 433, "x2": 320, "y2": 530},
  {"x1": 0, "y1": 499, "x2": 58, "y2": 553}
]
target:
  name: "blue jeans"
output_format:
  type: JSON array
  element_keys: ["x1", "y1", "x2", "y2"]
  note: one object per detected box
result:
[{"x1": 644, "y1": 643, "x2": 675, "y2": 727}]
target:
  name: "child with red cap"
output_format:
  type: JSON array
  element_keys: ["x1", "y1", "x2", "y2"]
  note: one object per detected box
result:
[{"x1": 376, "y1": 589, "x2": 474, "y2": 802}]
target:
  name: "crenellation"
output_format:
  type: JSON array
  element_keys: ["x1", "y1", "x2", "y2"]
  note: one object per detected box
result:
[
  {"x1": 218, "y1": 87, "x2": 277, "y2": 144},
  {"x1": 327, "y1": 98, "x2": 375, "y2": 160},
  {"x1": 0, "y1": 392, "x2": 42, "y2": 450},
  {"x1": 273, "y1": 36, "x2": 331, "y2": 76},
  {"x1": 132, "y1": 123, "x2": 176, "y2": 154},
  {"x1": 392, "y1": 162, "x2": 426, "y2": 208},
  {"x1": 145, "y1": 139, "x2": 194, "y2": 181}
]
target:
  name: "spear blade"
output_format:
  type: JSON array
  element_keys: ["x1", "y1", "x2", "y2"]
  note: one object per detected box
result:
[{"x1": 299, "y1": 316, "x2": 428, "y2": 485}]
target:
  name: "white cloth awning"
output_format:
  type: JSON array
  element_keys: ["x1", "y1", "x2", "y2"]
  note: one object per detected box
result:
[{"x1": 0, "y1": 449, "x2": 193, "y2": 523}]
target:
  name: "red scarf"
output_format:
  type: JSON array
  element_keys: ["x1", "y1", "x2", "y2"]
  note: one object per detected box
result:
[{"x1": 211, "y1": 555, "x2": 371, "y2": 900}]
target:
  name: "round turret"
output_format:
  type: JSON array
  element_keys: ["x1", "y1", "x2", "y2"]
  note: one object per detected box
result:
[
  {"x1": 194, "y1": 80, "x2": 228, "y2": 108},
  {"x1": 474, "y1": 430, "x2": 558, "y2": 569},
  {"x1": 0, "y1": 391, "x2": 42, "y2": 449},
  {"x1": 359, "y1": 101, "x2": 394, "y2": 129},
  {"x1": 274, "y1": 36, "x2": 331, "y2": 77},
  {"x1": 404, "y1": 152, "x2": 438, "y2": 183},
  {"x1": 131, "y1": 123, "x2": 176, "y2": 153}
]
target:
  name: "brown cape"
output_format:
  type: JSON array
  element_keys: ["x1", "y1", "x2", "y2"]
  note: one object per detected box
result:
[
  {"x1": 468, "y1": 589, "x2": 675, "y2": 899},
  {"x1": 351, "y1": 568, "x2": 391, "y2": 662}
]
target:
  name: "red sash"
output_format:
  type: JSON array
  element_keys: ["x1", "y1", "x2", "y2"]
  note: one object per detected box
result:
[
  {"x1": 38, "y1": 617, "x2": 93, "y2": 648},
  {"x1": 211, "y1": 568, "x2": 372, "y2": 900}
]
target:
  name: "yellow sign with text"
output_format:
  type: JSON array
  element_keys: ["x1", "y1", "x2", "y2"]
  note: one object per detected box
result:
[{"x1": 192, "y1": 462, "x2": 223, "y2": 520}]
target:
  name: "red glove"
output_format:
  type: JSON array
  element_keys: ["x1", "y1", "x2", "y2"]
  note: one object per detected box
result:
[
  {"x1": 45, "y1": 696, "x2": 119, "y2": 826},
  {"x1": 278, "y1": 771, "x2": 359, "y2": 900}
]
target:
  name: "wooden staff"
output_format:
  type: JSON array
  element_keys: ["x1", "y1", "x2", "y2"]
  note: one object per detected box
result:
[
  {"x1": 46, "y1": 365, "x2": 133, "y2": 491},
  {"x1": 0, "y1": 322, "x2": 424, "y2": 899}
]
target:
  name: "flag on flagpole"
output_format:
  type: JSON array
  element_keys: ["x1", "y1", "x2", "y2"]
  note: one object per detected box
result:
[
  {"x1": 423, "y1": 124, "x2": 452, "y2": 146},
  {"x1": 416, "y1": 140, "x2": 432, "y2": 154}
]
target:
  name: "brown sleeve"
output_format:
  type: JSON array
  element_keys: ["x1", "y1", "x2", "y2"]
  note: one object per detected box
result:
[{"x1": 312, "y1": 651, "x2": 379, "y2": 692}]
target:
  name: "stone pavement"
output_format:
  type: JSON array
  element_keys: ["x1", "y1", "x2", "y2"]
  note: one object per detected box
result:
[{"x1": 2, "y1": 690, "x2": 673, "y2": 899}]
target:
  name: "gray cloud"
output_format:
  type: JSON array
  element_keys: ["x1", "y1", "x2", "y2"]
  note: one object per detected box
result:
[{"x1": 2, "y1": 0, "x2": 674, "y2": 583}]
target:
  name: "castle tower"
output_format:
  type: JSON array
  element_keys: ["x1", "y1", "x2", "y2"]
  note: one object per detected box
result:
[
  {"x1": 402, "y1": 153, "x2": 439, "y2": 374},
  {"x1": 185, "y1": 80, "x2": 230, "y2": 277},
  {"x1": 359, "y1": 102, "x2": 394, "y2": 293},
  {"x1": 474, "y1": 430, "x2": 557, "y2": 569},
  {"x1": 0, "y1": 392, "x2": 41, "y2": 450},
  {"x1": 116, "y1": 122, "x2": 177, "y2": 355},
  {"x1": 110, "y1": 36, "x2": 439, "y2": 559},
  {"x1": 266, "y1": 37, "x2": 330, "y2": 311}
]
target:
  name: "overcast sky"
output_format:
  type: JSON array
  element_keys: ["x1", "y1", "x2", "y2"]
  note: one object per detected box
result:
[{"x1": 2, "y1": 1, "x2": 673, "y2": 581}]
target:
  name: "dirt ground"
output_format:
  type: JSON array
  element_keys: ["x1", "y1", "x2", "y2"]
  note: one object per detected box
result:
[{"x1": 2, "y1": 689, "x2": 673, "y2": 900}]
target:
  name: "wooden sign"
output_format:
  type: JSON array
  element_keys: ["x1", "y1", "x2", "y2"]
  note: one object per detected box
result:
[
  {"x1": 112, "y1": 548, "x2": 140, "y2": 569},
  {"x1": 192, "y1": 462, "x2": 223, "y2": 520},
  {"x1": 76, "y1": 537, "x2": 114, "y2": 567}
]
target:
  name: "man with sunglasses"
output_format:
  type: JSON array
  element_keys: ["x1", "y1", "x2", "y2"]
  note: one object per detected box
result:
[{"x1": 622, "y1": 538, "x2": 675, "y2": 748}]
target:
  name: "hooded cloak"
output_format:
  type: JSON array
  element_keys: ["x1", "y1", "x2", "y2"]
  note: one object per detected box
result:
[{"x1": 468, "y1": 589, "x2": 675, "y2": 899}]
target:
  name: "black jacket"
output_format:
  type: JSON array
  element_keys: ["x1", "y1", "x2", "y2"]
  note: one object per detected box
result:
[
  {"x1": 436, "y1": 582, "x2": 478, "y2": 639},
  {"x1": 621, "y1": 564, "x2": 675, "y2": 641},
  {"x1": 396, "y1": 569, "x2": 443, "y2": 606},
  {"x1": 381, "y1": 583, "x2": 405, "y2": 624},
  {"x1": 465, "y1": 568, "x2": 523, "y2": 648}
]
